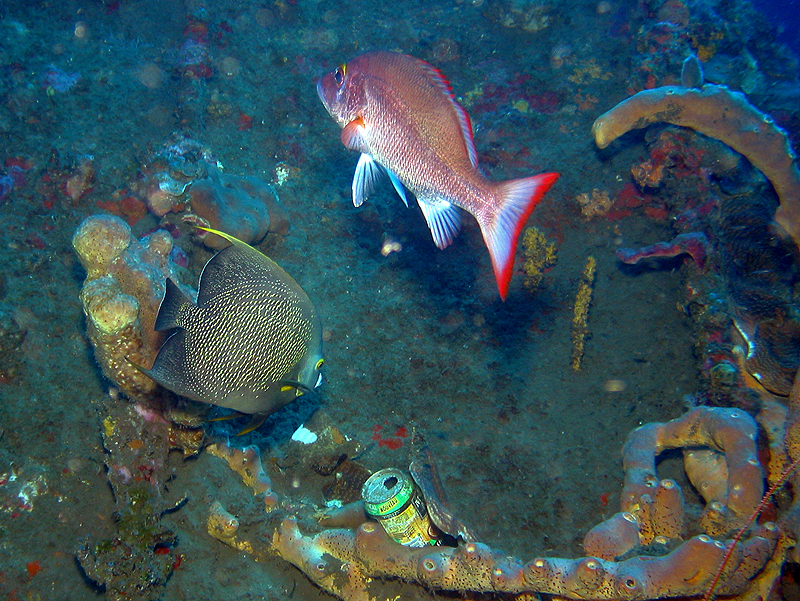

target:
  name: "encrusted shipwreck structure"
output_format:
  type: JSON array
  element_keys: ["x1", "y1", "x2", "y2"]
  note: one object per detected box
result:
[
  {"x1": 579, "y1": 66, "x2": 800, "y2": 601},
  {"x1": 73, "y1": 214, "x2": 189, "y2": 401},
  {"x1": 76, "y1": 399, "x2": 181, "y2": 601},
  {"x1": 592, "y1": 82, "x2": 800, "y2": 249},
  {"x1": 69, "y1": 68, "x2": 800, "y2": 601},
  {"x1": 205, "y1": 67, "x2": 800, "y2": 601},
  {"x1": 203, "y1": 405, "x2": 785, "y2": 601}
]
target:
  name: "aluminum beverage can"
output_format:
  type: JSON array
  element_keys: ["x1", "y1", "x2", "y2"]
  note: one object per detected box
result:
[{"x1": 361, "y1": 467, "x2": 438, "y2": 547}]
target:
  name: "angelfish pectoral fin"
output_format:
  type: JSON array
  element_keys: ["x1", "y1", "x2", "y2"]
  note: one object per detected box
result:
[{"x1": 279, "y1": 379, "x2": 315, "y2": 397}]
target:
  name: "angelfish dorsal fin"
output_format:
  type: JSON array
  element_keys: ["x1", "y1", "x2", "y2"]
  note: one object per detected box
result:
[{"x1": 194, "y1": 226, "x2": 295, "y2": 307}]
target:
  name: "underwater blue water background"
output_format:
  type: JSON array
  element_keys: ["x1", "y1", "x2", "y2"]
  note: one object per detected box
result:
[
  {"x1": 0, "y1": 0, "x2": 798, "y2": 599},
  {"x1": 750, "y1": 0, "x2": 800, "y2": 57}
]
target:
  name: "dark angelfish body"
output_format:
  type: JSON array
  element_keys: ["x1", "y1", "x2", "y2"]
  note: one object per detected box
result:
[{"x1": 143, "y1": 228, "x2": 323, "y2": 424}]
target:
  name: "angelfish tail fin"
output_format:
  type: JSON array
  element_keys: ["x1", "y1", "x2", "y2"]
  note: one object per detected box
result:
[{"x1": 480, "y1": 172, "x2": 559, "y2": 300}]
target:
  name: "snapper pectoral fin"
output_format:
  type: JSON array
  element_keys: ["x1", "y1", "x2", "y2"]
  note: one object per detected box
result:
[{"x1": 341, "y1": 116, "x2": 367, "y2": 152}]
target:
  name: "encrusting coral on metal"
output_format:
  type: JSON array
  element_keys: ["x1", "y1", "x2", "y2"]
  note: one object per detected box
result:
[
  {"x1": 73, "y1": 214, "x2": 191, "y2": 401},
  {"x1": 591, "y1": 82, "x2": 800, "y2": 249},
  {"x1": 571, "y1": 255, "x2": 595, "y2": 371},
  {"x1": 203, "y1": 405, "x2": 779, "y2": 601},
  {"x1": 198, "y1": 64, "x2": 800, "y2": 598}
]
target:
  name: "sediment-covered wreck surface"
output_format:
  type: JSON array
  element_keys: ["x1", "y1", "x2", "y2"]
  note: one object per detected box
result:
[{"x1": 2, "y1": 0, "x2": 800, "y2": 599}]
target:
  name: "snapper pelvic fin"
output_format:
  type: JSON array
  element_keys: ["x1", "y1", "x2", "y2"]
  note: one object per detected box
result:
[
  {"x1": 480, "y1": 173, "x2": 559, "y2": 300},
  {"x1": 417, "y1": 196, "x2": 462, "y2": 249}
]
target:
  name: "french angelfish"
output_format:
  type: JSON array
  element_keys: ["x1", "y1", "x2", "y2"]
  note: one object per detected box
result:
[
  {"x1": 143, "y1": 228, "x2": 323, "y2": 431},
  {"x1": 316, "y1": 50, "x2": 559, "y2": 299}
]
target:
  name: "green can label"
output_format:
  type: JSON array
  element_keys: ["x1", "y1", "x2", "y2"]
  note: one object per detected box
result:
[{"x1": 362, "y1": 468, "x2": 438, "y2": 547}]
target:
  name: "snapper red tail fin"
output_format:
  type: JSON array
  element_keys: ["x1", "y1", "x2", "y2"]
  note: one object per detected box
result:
[{"x1": 481, "y1": 172, "x2": 559, "y2": 300}]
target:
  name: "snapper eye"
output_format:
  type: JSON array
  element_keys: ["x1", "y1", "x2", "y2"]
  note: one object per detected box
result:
[{"x1": 333, "y1": 65, "x2": 345, "y2": 86}]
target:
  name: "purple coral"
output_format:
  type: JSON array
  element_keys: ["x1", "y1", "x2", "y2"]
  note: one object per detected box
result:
[
  {"x1": 41, "y1": 65, "x2": 81, "y2": 92},
  {"x1": 616, "y1": 232, "x2": 708, "y2": 269},
  {"x1": 0, "y1": 166, "x2": 26, "y2": 203}
]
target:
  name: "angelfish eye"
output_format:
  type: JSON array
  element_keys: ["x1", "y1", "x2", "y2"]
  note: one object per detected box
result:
[
  {"x1": 315, "y1": 358, "x2": 324, "y2": 370},
  {"x1": 333, "y1": 65, "x2": 345, "y2": 86}
]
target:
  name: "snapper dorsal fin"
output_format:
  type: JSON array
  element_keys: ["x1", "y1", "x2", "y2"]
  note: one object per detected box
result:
[{"x1": 417, "y1": 58, "x2": 478, "y2": 169}]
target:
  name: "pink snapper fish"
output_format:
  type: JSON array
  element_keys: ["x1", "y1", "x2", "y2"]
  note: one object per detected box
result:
[{"x1": 316, "y1": 50, "x2": 559, "y2": 299}]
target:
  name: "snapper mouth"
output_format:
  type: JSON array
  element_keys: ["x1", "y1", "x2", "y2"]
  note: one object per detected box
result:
[
  {"x1": 315, "y1": 73, "x2": 343, "y2": 121},
  {"x1": 315, "y1": 77, "x2": 328, "y2": 107}
]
